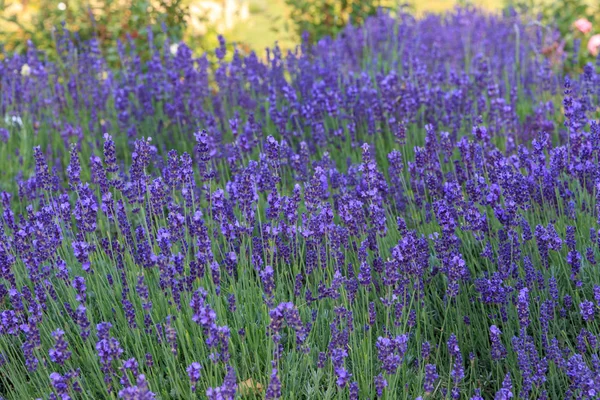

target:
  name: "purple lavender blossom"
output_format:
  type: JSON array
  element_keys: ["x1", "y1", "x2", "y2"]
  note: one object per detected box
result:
[
  {"x1": 2, "y1": 8, "x2": 600, "y2": 400},
  {"x1": 490, "y1": 325, "x2": 507, "y2": 360},
  {"x1": 424, "y1": 364, "x2": 438, "y2": 394},
  {"x1": 186, "y1": 362, "x2": 202, "y2": 392},
  {"x1": 49, "y1": 329, "x2": 71, "y2": 365},
  {"x1": 265, "y1": 368, "x2": 282, "y2": 400},
  {"x1": 494, "y1": 373, "x2": 513, "y2": 400},
  {"x1": 118, "y1": 374, "x2": 155, "y2": 399},
  {"x1": 374, "y1": 374, "x2": 387, "y2": 397},
  {"x1": 376, "y1": 334, "x2": 409, "y2": 374},
  {"x1": 516, "y1": 288, "x2": 530, "y2": 328},
  {"x1": 580, "y1": 301, "x2": 595, "y2": 322}
]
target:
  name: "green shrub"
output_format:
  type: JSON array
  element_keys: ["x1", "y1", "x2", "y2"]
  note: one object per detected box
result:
[
  {"x1": 284, "y1": 0, "x2": 402, "y2": 43},
  {"x1": 504, "y1": 0, "x2": 600, "y2": 71},
  {"x1": 0, "y1": 0, "x2": 188, "y2": 64}
]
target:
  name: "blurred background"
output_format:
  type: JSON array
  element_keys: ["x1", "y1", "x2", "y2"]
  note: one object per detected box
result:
[{"x1": 0, "y1": 0, "x2": 598, "y2": 69}]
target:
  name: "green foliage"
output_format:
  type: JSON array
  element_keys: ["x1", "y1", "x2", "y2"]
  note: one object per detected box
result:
[
  {"x1": 506, "y1": 0, "x2": 590, "y2": 32},
  {"x1": 504, "y1": 0, "x2": 600, "y2": 71},
  {"x1": 283, "y1": 0, "x2": 402, "y2": 42},
  {"x1": 0, "y1": 0, "x2": 189, "y2": 64}
]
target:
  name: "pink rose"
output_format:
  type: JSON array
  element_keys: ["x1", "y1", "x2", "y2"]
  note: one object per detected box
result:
[
  {"x1": 575, "y1": 18, "x2": 593, "y2": 34},
  {"x1": 588, "y1": 34, "x2": 600, "y2": 56}
]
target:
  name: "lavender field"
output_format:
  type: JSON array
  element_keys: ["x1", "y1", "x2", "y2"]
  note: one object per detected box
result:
[{"x1": 0, "y1": 6, "x2": 599, "y2": 400}]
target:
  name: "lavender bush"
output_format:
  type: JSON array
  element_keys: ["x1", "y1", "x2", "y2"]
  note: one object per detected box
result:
[{"x1": 0, "y1": 6, "x2": 599, "y2": 399}]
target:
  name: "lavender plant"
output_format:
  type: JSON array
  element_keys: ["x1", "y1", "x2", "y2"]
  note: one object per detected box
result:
[{"x1": 0, "y1": 5, "x2": 599, "y2": 400}]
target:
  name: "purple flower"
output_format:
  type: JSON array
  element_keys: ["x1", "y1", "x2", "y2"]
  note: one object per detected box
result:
[
  {"x1": 580, "y1": 300, "x2": 595, "y2": 322},
  {"x1": 187, "y1": 362, "x2": 202, "y2": 392},
  {"x1": 447, "y1": 334, "x2": 464, "y2": 384},
  {"x1": 445, "y1": 253, "x2": 470, "y2": 297},
  {"x1": 511, "y1": 332, "x2": 547, "y2": 397},
  {"x1": 0, "y1": 310, "x2": 19, "y2": 335},
  {"x1": 73, "y1": 183, "x2": 99, "y2": 233},
  {"x1": 424, "y1": 364, "x2": 438, "y2": 393},
  {"x1": 421, "y1": 341, "x2": 431, "y2": 360},
  {"x1": 72, "y1": 276, "x2": 87, "y2": 302},
  {"x1": 494, "y1": 373, "x2": 513, "y2": 400},
  {"x1": 261, "y1": 265, "x2": 276, "y2": 299},
  {"x1": 118, "y1": 374, "x2": 155, "y2": 399},
  {"x1": 66, "y1": 143, "x2": 81, "y2": 188},
  {"x1": 265, "y1": 368, "x2": 282, "y2": 400},
  {"x1": 164, "y1": 317, "x2": 178, "y2": 356},
  {"x1": 268, "y1": 302, "x2": 307, "y2": 348},
  {"x1": 190, "y1": 288, "x2": 217, "y2": 328},
  {"x1": 0, "y1": 128, "x2": 9, "y2": 143},
  {"x1": 317, "y1": 352, "x2": 327, "y2": 369},
  {"x1": 471, "y1": 388, "x2": 485, "y2": 400},
  {"x1": 490, "y1": 325, "x2": 507, "y2": 361},
  {"x1": 103, "y1": 133, "x2": 119, "y2": 173},
  {"x1": 75, "y1": 305, "x2": 90, "y2": 341},
  {"x1": 335, "y1": 366, "x2": 351, "y2": 388},
  {"x1": 349, "y1": 382, "x2": 359, "y2": 400},
  {"x1": 33, "y1": 146, "x2": 52, "y2": 191},
  {"x1": 96, "y1": 322, "x2": 124, "y2": 390},
  {"x1": 516, "y1": 288, "x2": 530, "y2": 328},
  {"x1": 565, "y1": 354, "x2": 598, "y2": 398},
  {"x1": 374, "y1": 374, "x2": 387, "y2": 396},
  {"x1": 376, "y1": 334, "x2": 409, "y2": 374},
  {"x1": 447, "y1": 334, "x2": 461, "y2": 358},
  {"x1": 3, "y1": 9, "x2": 600, "y2": 400},
  {"x1": 49, "y1": 372, "x2": 72, "y2": 400},
  {"x1": 594, "y1": 285, "x2": 600, "y2": 305},
  {"x1": 206, "y1": 365, "x2": 236, "y2": 400},
  {"x1": 49, "y1": 329, "x2": 71, "y2": 365}
]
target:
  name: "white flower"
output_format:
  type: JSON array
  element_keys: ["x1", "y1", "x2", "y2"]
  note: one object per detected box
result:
[
  {"x1": 20, "y1": 63, "x2": 31, "y2": 77},
  {"x1": 58, "y1": 2, "x2": 66, "y2": 11},
  {"x1": 170, "y1": 43, "x2": 179, "y2": 56},
  {"x1": 4, "y1": 114, "x2": 22, "y2": 127}
]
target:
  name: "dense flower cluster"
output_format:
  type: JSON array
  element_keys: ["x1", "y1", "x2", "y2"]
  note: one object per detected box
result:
[{"x1": 0, "y1": 6, "x2": 600, "y2": 399}]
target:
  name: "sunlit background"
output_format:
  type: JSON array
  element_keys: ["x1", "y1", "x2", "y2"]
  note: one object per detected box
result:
[
  {"x1": 0, "y1": 0, "x2": 598, "y2": 70},
  {"x1": 0, "y1": 1, "x2": 570, "y2": 53}
]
